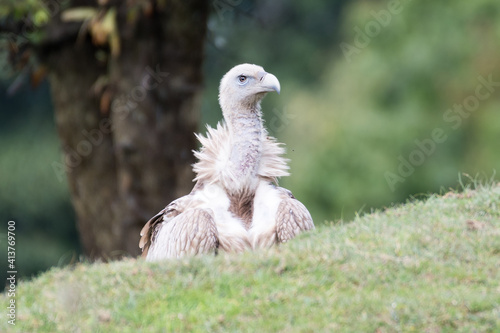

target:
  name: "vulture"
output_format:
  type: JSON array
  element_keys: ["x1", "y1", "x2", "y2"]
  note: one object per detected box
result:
[{"x1": 139, "y1": 64, "x2": 314, "y2": 261}]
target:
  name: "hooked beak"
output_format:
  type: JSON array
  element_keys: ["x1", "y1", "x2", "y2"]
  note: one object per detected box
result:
[{"x1": 257, "y1": 71, "x2": 281, "y2": 94}]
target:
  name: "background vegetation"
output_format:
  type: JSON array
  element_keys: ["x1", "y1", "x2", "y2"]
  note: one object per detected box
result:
[{"x1": 1, "y1": 0, "x2": 499, "y2": 285}]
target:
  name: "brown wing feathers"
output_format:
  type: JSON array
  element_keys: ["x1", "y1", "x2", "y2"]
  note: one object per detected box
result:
[
  {"x1": 167, "y1": 209, "x2": 219, "y2": 257},
  {"x1": 139, "y1": 209, "x2": 165, "y2": 258},
  {"x1": 276, "y1": 188, "x2": 314, "y2": 243}
]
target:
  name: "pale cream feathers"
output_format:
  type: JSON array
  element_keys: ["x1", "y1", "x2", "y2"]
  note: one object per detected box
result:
[
  {"x1": 140, "y1": 64, "x2": 314, "y2": 260},
  {"x1": 192, "y1": 123, "x2": 290, "y2": 187}
]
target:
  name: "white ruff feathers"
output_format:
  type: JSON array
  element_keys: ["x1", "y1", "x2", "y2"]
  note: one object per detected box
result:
[{"x1": 193, "y1": 122, "x2": 290, "y2": 187}]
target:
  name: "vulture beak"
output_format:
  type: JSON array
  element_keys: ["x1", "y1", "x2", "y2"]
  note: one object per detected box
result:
[{"x1": 258, "y1": 71, "x2": 281, "y2": 94}]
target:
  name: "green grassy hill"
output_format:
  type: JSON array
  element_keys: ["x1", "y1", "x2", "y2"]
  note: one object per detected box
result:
[{"x1": 3, "y1": 184, "x2": 499, "y2": 332}]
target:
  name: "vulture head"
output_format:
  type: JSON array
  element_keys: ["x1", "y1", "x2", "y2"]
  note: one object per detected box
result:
[{"x1": 219, "y1": 63, "x2": 281, "y2": 113}]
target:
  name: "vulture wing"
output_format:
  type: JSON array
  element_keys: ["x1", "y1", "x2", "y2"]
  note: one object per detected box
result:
[
  {"x1": 275, "y1": 187, "x2": 314, "y2": 243},
  {"x1": 139, "y1": 208, "x2": 165, "y2": 258},
  {"x1": 140, "y1": 194, "x2": 219, "y2": 260}
]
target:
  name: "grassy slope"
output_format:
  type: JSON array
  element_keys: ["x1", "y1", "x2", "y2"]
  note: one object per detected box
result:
[{"x1": 2, "y1": 185, "x2": 500, "y2": 332}]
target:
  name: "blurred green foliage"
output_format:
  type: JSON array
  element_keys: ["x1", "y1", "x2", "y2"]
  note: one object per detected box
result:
[
  {"x1": 280, "y1": 0, "x2": 500, "y2": 222},
  {"x1": 0, "y1": 81, "x2": 79, "y2": 289},
  {"x1": 0, "y1": 0, "x2": 47, "y2": 20},
  {"x1": 1, "y1": 0, "x2": 499, "y2": 284},
  {"x1": 0, "y1": 0, "x2": 54, "y2": 45}
]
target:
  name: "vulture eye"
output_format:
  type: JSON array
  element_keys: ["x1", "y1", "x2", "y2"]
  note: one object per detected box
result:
[{"x1": 237, "y1": 75, "x2": 248, "y2": 85}]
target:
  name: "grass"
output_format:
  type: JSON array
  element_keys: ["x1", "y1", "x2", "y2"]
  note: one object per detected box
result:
[{"x1": 2, "y1": 184, "x2": 500, "y2": 332}]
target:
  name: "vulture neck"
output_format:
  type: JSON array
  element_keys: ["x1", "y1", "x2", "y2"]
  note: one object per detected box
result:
[{"x1": 224, "y1": 103, "x2": 264, "y2": 192}]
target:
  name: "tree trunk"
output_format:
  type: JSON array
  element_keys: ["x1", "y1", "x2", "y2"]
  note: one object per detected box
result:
[{"x1": 43, "y1": 0, "x2": 208, "y2": 259}]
